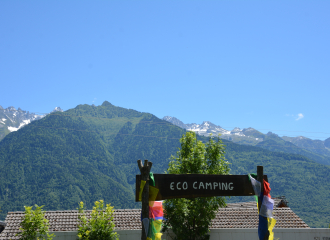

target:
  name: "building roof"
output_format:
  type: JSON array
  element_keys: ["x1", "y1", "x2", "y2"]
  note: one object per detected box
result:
[{"x1": 0, "y1": 198, "x2": 309, "y2": 240}]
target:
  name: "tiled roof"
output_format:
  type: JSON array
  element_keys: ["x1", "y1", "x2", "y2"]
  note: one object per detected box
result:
[
  {"x1": 214, "y1": 207, "x2": 308, "y2": 228},
  {"x1": 0, "y1": 209, "x2": 142, "y2": 240},
  {"x1": 0, "y1": 199, "x2": 309, "y2": 240}
]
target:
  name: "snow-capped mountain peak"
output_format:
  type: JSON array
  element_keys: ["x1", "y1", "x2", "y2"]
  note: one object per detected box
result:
[
  {"x1": 162, "y1": 116, "x2": 186, "y2": 129},
  {"x1": 51, "y1": 107, "x2": 64, "y2": 113},
  {"x1": 7, "y1": 106, "x2": 17, "y2": 111},
  {"x1": 0, "y1": 105, "x2": 66, "y2": 141},
  {"x1": 163, "y1": 116, "x2": 233, "y2": 136},
  {"x1": 230, "y1": 127, "x2": 245, "y2": 136},
  {"x1": 0, "y1": 106, "x2": 45, "y2": 136}
]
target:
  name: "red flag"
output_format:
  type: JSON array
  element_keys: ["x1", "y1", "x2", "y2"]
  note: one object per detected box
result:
[
  {"x1": 149, "y1": 201, "x2": 164, "y2": 220},
  {"x1": 263, "y1": 180, "x2": 271, "y2": 198}
]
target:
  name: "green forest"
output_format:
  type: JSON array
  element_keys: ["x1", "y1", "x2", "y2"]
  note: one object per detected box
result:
[{"x1": 0, "y1": 101, "x2": 329, "y2": 228}]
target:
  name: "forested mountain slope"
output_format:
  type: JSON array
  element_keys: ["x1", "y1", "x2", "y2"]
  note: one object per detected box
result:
[
  {"x1": 0, "y1": 102, "x2": 185, "y2": 218},
  {"x1": 0, "y1": 101, "x2": 329, "y2": 228},
  {"x1": 255, "y1": 132, "x2": 330, "y2": 165}
]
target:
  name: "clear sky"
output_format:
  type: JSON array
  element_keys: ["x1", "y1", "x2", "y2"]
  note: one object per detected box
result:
[{"x1": 1, "y1": 0, "x2": 329, "y2": 140}]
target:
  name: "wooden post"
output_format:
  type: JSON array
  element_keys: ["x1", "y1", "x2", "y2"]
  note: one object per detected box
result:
[
  {"x1": 137, "y1": 159, "x2": 152, "y2": 240},
  {"x1": 257, "y1": 166, "x2": 263, "y2": 213},
  {"x1": 257, "y1": 166, "x2": 269, "y2": 240}
]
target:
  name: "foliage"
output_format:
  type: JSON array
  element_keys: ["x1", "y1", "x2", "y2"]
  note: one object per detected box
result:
[
  {"x1": 163, "y1": 132, "x2": 230, "y2": 240},
  {"x1": 16, "y1": 205, "x2": 54, "y2": 240},
  {"x1": 77, "y1": 200, "x2": 119, "y2": 240}
]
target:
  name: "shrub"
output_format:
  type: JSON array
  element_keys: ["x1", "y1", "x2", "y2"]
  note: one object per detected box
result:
[
  {"x1": 77, "y1": 200, "x2": 119, "y2": 240},
  {"x1": 17, "y1": 204, "x2": 55, "y2": 240}
]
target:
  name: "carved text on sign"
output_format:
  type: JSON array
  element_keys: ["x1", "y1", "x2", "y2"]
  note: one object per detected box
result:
[
  {"x1": 136, "y1": 174, "x2": 268, "y2": 201},
  {"x1": 170, "y1": 181, "x2": 234, "y2": 191}
]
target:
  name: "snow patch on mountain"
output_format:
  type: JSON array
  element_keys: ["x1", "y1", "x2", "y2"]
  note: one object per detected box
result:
[
  {"x1": 231, "y1": 127, "x2": 245, "y2": 136},
  {"x1": 163, "y1": 116, "x2": 245, "y2": 137},
  {"x1": 0, "y1": 106, "x2": 63, "y2": 139},
  {"x1": 7, "y1": 126, "x2": 19, "y2": 132},
  {"x1": 51, "y1": 107, "x2": 64, "y2": 113}
]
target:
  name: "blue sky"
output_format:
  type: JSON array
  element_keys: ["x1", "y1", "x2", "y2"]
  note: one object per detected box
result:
[{"x1": 1, "y1": 0, "x2": 329, "y2": 140}]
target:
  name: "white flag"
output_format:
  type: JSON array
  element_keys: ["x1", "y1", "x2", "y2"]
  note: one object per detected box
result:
[
  {"x1": 260, "y1": 196, "x2": 274, "y2": 218},
  {"x1": 248, "y1": 174, "x2": 261, "y2": 197}
]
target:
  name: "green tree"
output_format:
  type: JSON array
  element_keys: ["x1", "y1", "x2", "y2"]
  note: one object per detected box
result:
[
  {"x1": 16, "y1": 204, "x2": 55, "y2": 240},
  {"x1": 163, "y1": 132, "x2": 230, "y2": 240},
  {"x1": 78, "y1": 200, "x2": 119, "y2": 240}
]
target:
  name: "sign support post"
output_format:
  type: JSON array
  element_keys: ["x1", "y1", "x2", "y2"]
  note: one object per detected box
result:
[
  {"x1": 137, "y1": 159, "x2": 152, "y2": 240},
  {"x1": 257, "y1": 165, "x2": 269, "y2": 240}
]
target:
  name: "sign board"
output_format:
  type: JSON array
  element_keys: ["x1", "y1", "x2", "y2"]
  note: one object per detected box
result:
[{"x1": 136, "y1": 174, "x2": 267, "y2": 201}]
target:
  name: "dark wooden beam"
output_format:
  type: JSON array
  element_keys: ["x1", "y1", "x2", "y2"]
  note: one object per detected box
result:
[
  {"x1": 257, "y1": 166, "x2": 269, "y2": 240},
  {"x1": 137, "y1": 159, "x2": 152, "y2": 240}
]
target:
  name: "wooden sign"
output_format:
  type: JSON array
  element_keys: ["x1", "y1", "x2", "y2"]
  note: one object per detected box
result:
[{"x1": 136, "y1": 174, "x2": 268, "y2": 201}]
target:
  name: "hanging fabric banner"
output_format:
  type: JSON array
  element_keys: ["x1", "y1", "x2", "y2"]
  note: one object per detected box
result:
[
  {"x1": 155, "y1": 233, "x2": 163, "y2": 240},
  {"x1": 148, "y1": 219, "x2": 157, "y2": 240},
  {"x1": 268, "y1": 217, "x2": 277, "y2": 240},
  {"x1": 263, "y1": 179, "x2": 271, "y2": 198},
  {"x1": 248, "y1": 174, "x2": 261, "y2": 197},
  {"x1": 149, "y1": 186, "x2": 159, "y2": 205},
  {"x1": 139, "y1": 180, "x2": 146, "y2": 201},
  {"x1": 152, "y1": 220, "x2": 163, "y2": 233},
  {"x1": 142, "y1": 218, "x2": 149, "y2": 236},
  {"x1": 260, "y1": 195, "x2": 274, "y2": 218},
  {"x1": 256, "y1": 178, "x2": 276, "y2": 240},
  {"x1": 149, "y1": 172, "x2": 155, "y2": 187},
  {"x1": 149, "y1": 201, "x2": 164, "y2": 220},
  {"x1": 258, "y1": 215, "x2": 268, "y2": 240},
  {"x1": 147, "y1": 172, "x2": 163, "y2": 240}
]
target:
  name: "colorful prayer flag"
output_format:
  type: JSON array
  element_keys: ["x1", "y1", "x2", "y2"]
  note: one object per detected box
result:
[
  {"x1": 252, "y1": 176, "x2": 276, "y2": 240},
  {"x1": 149, "y1": 201, "x2": 164, "y2": 220},
  {"x1": 258, "y1": 215, "x2": 268, "y2": 240},
  {"x1": 268, "y1": 217, "x2": 277, "y2": 240},
  {"x1": 153, "y1": 220, "x2": 163, "y2": 233},
  {"x1": 149, "y1": 186, "x2": 159, "y2": 203},
  {"x1": 149, "y1": 172, "x2": 155, "y2": 186},
  {"x1": 260, "y1": 195, "x2": 274, "y2": 218},
  {"x1": 142, "y1": 218, "x2": 149, "y2": 236},
  {"x1": 155, "y1": 233, "x2": 162, "y2": 240},
  {"x1": 148, "y1": 219, "x2": 163, "y2": 240},
  {"x1": 263, "y1": 179, "x2": 271, "y2": 198},
  {"x1": 248, "y1": 174, "x2": 261, "y2": 197},
  {"x1": 139, "y1": 180, "x2": 146, "y2": 201}
]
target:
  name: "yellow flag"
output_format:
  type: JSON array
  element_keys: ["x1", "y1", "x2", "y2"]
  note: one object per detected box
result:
[
  {"x1": 267, "y1": 218, "x2": 277, "y2": 240},
  {"x1": 155, "y1": 233, "x2": 163, "y2": 240},
  {"x1": 139, "y1": 180, "x2": 146, "y2": 201},
  {"x1": 149, "y1": 186, "x2": 159, "y2": 203},
  {"x1": 153, "y1": 220, "x2": 163, "y2": 233}
]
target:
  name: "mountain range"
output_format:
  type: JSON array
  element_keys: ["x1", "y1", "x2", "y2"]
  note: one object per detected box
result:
[
  {"x1": 163, "y1": 116, "x2": 330, "y2": 165},
  {"x1": 0, "y1": 102, "x2": 329, "y2": 228},
  {"x1": 0, "y1": 106, "x2": 63, "y2": 142}
]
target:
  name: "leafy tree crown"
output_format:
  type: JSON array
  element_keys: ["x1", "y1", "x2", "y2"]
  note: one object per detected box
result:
[
  {"x1": 163, "y1": 132, "x2": 230, "y2": 240},
  {"x1": 78, "y1": 200, "x2": 119, "y2": 240}
]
